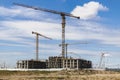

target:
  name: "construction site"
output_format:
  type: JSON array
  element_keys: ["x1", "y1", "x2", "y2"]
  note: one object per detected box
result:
[
  {"x1": 1, "y1": 0, "x2": 120, "y2": 80},
  {"x1": 12, "y1": 3, "x2": 92, "y2": 70},
  {"x1": 17, "y1": 56, "x2": 92, "y2": 69}
]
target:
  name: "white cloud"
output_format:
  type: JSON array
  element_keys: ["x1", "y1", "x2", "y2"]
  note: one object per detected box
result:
[
  {"x1": 0, "y1": 20, "x2": 61, "y2": 41},
  {"x1": 1, "y1": 20, "x2": 120, "y2": 47},
  {"x1": 71, "y1": 1, "x2": 108, "y2": 20},
  {"x1": 104, "y1": 53, "x2": 111, "y2": 57},
  {"x1": 0, "y1": 6, "x2": 45, "y2": 19},
  {"x1": 0, "y1": 52, "x2": 25, "y2": 56},
  {"x1": 0, "y1": 43, "x2": 28, "y2": 47}
]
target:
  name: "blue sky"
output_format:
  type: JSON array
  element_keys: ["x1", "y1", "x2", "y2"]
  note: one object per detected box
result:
[{"x1": 0, "y1": 0, "x2": 120, "y2": 68}]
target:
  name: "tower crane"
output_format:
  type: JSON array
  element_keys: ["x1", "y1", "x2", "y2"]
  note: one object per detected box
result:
[
  {"x1": 59, "y1": 42, "x2": 88, "y2": 58},
  {"x1": 98, "y1": 53, "x2": 105, "y2": 69},
  {"x1": 59, "y1": 42, "x2": 87, "y2": 69},
  {"x1": 32, "y1": 31, "x2": 52, "y2": 61},
  {"x1": 13, "y1": 3, "x2": 80, "y2": 58}
]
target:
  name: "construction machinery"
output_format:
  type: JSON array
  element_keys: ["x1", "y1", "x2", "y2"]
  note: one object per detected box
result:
[
  {"x1": 59, "y1": 42, "x2": 87, "y2": 69},
  {"x1": 98, "y1": 53, "x2": 105, "y2": 69},
  {"x1": 32, "y1": 31, "x2": 52, "y2": 61},
  {"x1": 13, "y1": 3, "x2": 80, "y2": 58},
  {"x1": 59, "y1": 42, "x2": 88, "y2": 58},
  {"x1": 67, "y1": 52, "x2": 81, "y2": 59}
]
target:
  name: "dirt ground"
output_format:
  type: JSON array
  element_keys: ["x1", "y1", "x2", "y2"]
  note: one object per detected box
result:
[{"x1": 0, "y1": 70, "x2": 120, "y2": 80}]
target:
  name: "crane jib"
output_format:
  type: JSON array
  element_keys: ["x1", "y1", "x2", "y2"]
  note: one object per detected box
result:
[{"x1": 13, "y1": 3, "x2": 80, "y2": 19}]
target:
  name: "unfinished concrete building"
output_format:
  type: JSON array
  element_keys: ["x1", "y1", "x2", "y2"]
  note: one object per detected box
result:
[
  {"x1": 16, "y1": 57, "x2": 92, "y2": 69},
  {"x1": 46, "y1": 56, "x2": 63, "y2": 68},
  {"x1": 63, "y1": 58, "x2": 92, "y2": 69},
  {"x1": 46, "y1": 56, "x2": 92, "y2": 69},
  {"x1": 17, "y1": 60, "x2": 46, "y2": 69}
]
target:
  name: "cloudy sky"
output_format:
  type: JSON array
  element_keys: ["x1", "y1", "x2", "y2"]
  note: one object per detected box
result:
[{"x1": 0, "y1": 0, "x2": 120, "y2": 68}]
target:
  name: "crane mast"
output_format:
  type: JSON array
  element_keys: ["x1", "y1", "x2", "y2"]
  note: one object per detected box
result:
[
  {"x1": 32, "y1": 31, "x2": 52, "y2": 61},
  {"x1": 61, "y1": 14, "x2": 66, "y2": 58},
  {"x1": 13, "y1": 3, "x2": 80, "y2": 58}
]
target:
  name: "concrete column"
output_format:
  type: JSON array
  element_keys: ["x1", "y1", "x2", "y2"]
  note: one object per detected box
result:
[
  {"x1": 27, "y1": 60, "x2": 28, "y2": 69},
  {"x1": 19, "y1": 62, "x2": 21, "y2": 69},
  {"x1": 24, "y1": 61, "x2": 26, "y2": 69},
  {"x1": 18, "y1": 61, "x2": 20, "y2": 68},
  {"x1": 24, "y1": 61, "x2": 25, "y2": 69},
  {"x1": 21, "y1": 61, "x2": 24, "y2": 68},
  {"x1": 66, "y1": 59, "x2": 68, "y2": 69},
  {"x1": 77, "y1": 59, "x2": 79, "y2": 70},
  {"x1": 70, "y1": 59, "x2": 71, "y2": 69},
  {"x1": 20, "y1": 62, "x2": 22, "y2": 68},
  {"x1": 63, "y1": 59, "x2": 65, "y2": 68},
  {"x1": 17, "y1": 61, "x2": 19, "y2": 68},
  {"x1": 21, "y1": 61, "x2": 23, "y2": 68},
  {"x1": 73, "y1": 60, "x2": 74, "y2": 68}
]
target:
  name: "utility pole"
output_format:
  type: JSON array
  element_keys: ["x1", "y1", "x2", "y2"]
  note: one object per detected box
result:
[
  {"x1": 32, "y1": 31, "x2": 52, "y2": 61},
  {"x1": 13, "y1": 3, "x2": 80, "y2": 58}
]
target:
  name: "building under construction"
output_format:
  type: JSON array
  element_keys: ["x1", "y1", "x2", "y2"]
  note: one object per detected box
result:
[
  {"x1": 15, "y1": 3, "x2": 92, "y2": 70},
  {"x1": 17, "y1": 57, "x2": 92, "y2": 69},
  {"x1": 16, "y1": 30, "x2": 92, "y2": 69},
  {"x1": 17, "y1": 60, "x2": 46, "y2": 69},
  {"x1": 46, "y1": 56, "x2": 92, "y2": 69}
]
